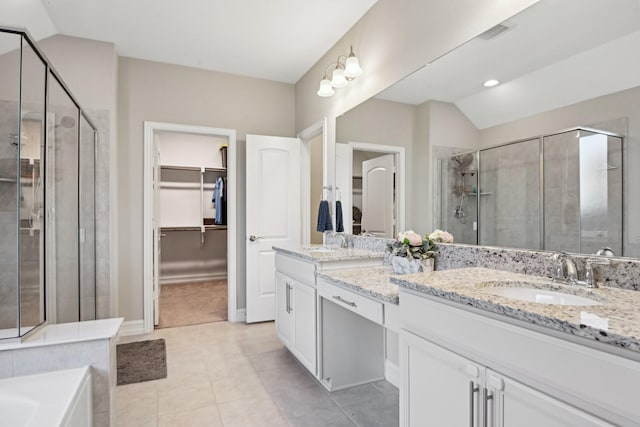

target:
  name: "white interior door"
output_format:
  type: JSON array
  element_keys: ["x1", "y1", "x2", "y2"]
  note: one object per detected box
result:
[
  {"x1": 152, "y1": 137, "x2": 161, "y2": 325},
  {"x1": 246, "y1": 134, "x2": 301, "y2": 323},
  {"x1": 362, "y1": 154, "x2": 395, "y2": 237}
]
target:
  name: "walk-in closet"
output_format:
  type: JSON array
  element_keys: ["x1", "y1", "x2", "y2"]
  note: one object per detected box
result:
[{"x1": 155, "y1": 131, "x2": 229, "y2": 328}]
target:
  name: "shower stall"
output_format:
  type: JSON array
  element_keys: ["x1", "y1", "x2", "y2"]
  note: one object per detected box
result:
[
  {"x1": 0, "y1": 27, "x2": 98, "y2": 341},
  {"x1": 439, "y1": 127, "x2": 623, "y2": 255}
]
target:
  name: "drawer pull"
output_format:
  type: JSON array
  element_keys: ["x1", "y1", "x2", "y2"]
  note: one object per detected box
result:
[{"x1": 332, "y1": 295, "x2": 357, "y2": 308}]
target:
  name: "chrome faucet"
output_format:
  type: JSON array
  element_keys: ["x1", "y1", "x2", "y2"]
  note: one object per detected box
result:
[
  {"x1": 594, "y1": 246, "x2": 615, "y2": 257},
  {"x1": 550, "y1": 252, "x2": 578, "y2": 284},
  {"x1": 333, "y1": 232, "x2": 350, "y2": 249},
  {"x1": 550, "y1": 252, "x2": 610, "y2": 288}
]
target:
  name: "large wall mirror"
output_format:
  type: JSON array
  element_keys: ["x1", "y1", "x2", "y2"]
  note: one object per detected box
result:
[{"x1": 335, "y1": 0, "x2": 640, "y2": 258}]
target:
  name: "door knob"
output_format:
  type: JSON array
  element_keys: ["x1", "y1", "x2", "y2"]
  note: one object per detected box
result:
[{"x1": 249, "y1": 235, "x2": 262, "y2": 242}]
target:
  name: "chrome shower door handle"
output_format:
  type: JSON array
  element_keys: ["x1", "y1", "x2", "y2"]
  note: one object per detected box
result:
[{"x1": 249, "y1": 235, "x2": 262, "y2": 242}]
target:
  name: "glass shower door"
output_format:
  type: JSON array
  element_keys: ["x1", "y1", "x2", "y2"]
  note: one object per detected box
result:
[
  {"x1": 479, "y1": 139, "x2": 541, "y2": 249},
  {"x1": 0, "y1": 32, "x2": 22, "y2": 339},
  {"x1": 79, "y1": 115, "x2": 96, "y2": 321},
  {"x1": 47, "y1": 73, "x2": 80, "y2": 324},
  {"x1": 19, "y1": 37, "x2": 47, "y2": 335},
  {"x1": 439, "y1": 152, "x2": 478, "y2": 244},
  {"x1": 543, "y1": 129, "x2": 623, "y2": 254}
]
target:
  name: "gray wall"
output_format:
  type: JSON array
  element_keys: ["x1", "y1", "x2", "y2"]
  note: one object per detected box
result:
[{"x1": 117, "y1": 57, "x2": 296, "y2": 321}]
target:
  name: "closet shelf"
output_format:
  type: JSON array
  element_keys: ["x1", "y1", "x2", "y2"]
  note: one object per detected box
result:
[
  {"x1": 161, "y1": 165, "x2": 227, "y2": 173},
  {"x1": 161, "y1": 225, "x2": 227, "y2": 232}
]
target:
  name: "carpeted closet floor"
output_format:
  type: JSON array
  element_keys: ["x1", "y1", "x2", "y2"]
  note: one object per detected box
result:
[{"x1": 158, "y1": 280, "x2": 227, "y2": 328}]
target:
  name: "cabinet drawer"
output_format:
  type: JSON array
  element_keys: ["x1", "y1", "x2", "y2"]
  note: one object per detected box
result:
[
  {"x1": 275, "y1": 253, "x2": 316, "y2": 287},
  {"x1": 318, "y1": 278, "x2": 383, "y2": 325}
]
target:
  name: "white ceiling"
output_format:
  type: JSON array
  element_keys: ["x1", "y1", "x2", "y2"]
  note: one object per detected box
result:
[
  {"x1": 9, "y1": 0, "x2": 378, "y2": 84},
  {"x1": 377, "y1": 0, "x2": 640, "y2": 129}
]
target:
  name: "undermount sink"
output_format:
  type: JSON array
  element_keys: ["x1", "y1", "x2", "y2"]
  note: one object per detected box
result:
[
  {"x1": 304, "y1": 246, "x2": 337, "y2": 253},
  {"x1": 483, "y1": 286, "x2": 602, "y2": 306}
]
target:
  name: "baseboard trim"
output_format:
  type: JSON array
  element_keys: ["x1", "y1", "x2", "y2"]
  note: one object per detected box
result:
[
  {"x1": 234, "y1": 308, "x2": 246, "y2": 323},
  {"x1": 118, "y1": 320, "x2": 145, "y2": 337},
  {"x1": 385, "y1": 360, "x2": 400, "y2": 388}
]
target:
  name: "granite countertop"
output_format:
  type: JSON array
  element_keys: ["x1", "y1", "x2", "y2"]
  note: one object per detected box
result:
[
  {"x1": 391, "y1": 267, "x2": 640, "y2": 354},
  {"x1": 316, "y1": 266, "x2": 399, "y2": 304},
  {"x1": 273, "y1": 245, "x2": 384, "y2": 263}
]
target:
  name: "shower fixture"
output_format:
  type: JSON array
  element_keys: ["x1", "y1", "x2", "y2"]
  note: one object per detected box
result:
[
  {"x1": 55, "y1": 116, "x2": 76, "y2": 129},
  {"x1": 451, "y1": 153, "x2": 476, "y2": 224}
]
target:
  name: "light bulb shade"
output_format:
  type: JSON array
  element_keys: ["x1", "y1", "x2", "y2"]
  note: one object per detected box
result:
[
  {"x1": 317, "y1": 78, "x2": 335, "y2": 97},
  {"x1": 344, "y1": 56, "x2": 363, "y2": 78},
  {"x1": 331, "y1": 68, "x2": 348, "y2": 88}
]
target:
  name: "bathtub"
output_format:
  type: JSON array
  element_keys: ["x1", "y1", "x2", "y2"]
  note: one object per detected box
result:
[{"x1": 0, "y1": 366, "x2": 91, "y2": 426}]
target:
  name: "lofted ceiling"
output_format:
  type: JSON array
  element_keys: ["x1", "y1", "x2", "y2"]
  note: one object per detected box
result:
[
  {"x1": 5, "y1": 0, "x2": 378, "y2": 84},
  {"x1": 377, "y1": 0, "x2": 640, "y2": 129}
]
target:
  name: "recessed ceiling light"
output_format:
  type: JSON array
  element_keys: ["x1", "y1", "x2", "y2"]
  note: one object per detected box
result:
[{"x1": 483, "y1": 79, "x2": 500, "y2": 87}]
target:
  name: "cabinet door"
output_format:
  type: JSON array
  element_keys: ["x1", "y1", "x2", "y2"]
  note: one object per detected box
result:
[
  {"x1": 275, "y1": 272, "x2": 293, "y2": 348},
  {"x1": 291, "y1": 279, "x2": 317, "y2": 375},
  {"x1": 487, "y1": 370, "x2": 614, "y2": 427},
  {"x1": 400, "y1": 330, "x2": 482, "y2": 427}
]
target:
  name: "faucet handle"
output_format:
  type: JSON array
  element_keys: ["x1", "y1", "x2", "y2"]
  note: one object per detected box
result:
[
  {"x1": 583, "y1": 257, "x2": 611, "y2": 288},
  {"x1": 586, "y1": 257, "x2": 611, "y2": 267},
  {"x1": 550, "y1": 252, "x2": 566, "y2": 282}
]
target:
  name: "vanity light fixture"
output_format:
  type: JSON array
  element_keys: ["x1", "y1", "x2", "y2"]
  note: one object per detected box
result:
[
  {"x1": 483, "y1": 79, "x2": 500, "y2": 87},
  {"x1": 317, "y1": 46, "x2": 363, "y2": 97}
]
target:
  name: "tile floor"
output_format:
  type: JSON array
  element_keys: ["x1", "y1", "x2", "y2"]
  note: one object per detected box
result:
[{"x1": 116, "y1": 321, "x2": 399, "y2": 427}]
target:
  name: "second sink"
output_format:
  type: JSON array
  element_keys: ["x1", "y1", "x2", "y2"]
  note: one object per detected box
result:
[{"x1": 483, "y1": 286, "x2": 602, "y2": 306}]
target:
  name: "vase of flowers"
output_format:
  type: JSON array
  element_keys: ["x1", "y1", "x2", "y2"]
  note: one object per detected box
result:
[{"x1": 386, "y1": 230, "x2": 436, "y2": 274}]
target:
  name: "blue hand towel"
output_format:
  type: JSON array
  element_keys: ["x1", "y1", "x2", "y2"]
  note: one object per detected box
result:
[
  {"x1": 316, "y1": 200, "x2": 333, "y2": 232},
  {"x1": 335, "y1": 201, "x2": 344, "y2": 232}
]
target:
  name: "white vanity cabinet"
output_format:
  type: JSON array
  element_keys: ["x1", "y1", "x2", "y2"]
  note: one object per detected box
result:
[
  {"x1": 274, "y1": 250, "x2": 386, "y2": 383},
  {"x1": 400, "y1": 330, "x2": 613, "y2": 427},
  {"x1": 275, "y1": 271, "x2": 316, "y2": 374},
  {"x1": 487, "y1": 369, "x2": 613, "y2": 427},
  {"x1": 399, "y1": 290, "x2": 638, "y2": 427},
  {"x1": 400, "y1": 329, "x2": 481, "y2": 426}
]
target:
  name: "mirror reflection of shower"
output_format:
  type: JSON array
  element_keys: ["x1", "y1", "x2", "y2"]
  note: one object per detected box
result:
[{"x1": 451, "y1": 153, "x2": 475, "y2": 224}]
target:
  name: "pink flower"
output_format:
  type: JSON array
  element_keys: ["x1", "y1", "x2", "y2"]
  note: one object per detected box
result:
[{"x1": 397, "y1": 230, "x2": 423, "y2": 246}]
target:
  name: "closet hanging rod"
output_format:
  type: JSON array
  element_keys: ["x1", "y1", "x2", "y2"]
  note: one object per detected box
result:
[{"x1": 161, "y1": 165, "x2": 227, "y2": 172}]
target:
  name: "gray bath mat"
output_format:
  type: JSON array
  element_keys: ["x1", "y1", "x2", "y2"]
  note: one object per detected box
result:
[{"x1": 117, "y1": 339, "x2": 167, "y2": 385}]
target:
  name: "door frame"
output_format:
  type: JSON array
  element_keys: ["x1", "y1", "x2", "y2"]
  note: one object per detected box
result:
[
  {"x1": 348, "y1": 142, "x2": 406, "y2": 234},
  {"x1": 298, "y1": 118, "x2": 327, "y2": 246},
  {"x1": 143, "y1": 121, "x2": 238, "y2": 333}
]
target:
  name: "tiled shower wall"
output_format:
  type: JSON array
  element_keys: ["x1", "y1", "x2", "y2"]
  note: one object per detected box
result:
[{"x1": 479, "y1": 138, "x2": 540, "y2": 250}]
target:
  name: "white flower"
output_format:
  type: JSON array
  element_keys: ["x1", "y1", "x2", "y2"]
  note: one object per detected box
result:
[
  {"x1": 428, "y1": 229, "x2": 454, "y2": 243},
  {"x1": 397, "y1": 230, "x2": 423, "y2": 246}
]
